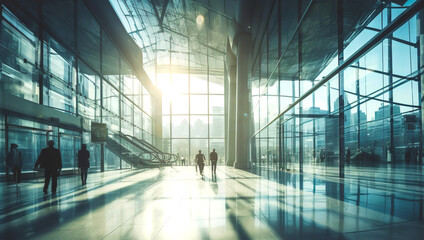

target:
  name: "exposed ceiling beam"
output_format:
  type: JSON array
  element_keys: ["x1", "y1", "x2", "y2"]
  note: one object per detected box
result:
[
  {"x1": 149, "y1": 0, "x2": 170, "y2": 30},
  {"x1": 128, "y1": 28, "x2": 146, "y2": 34},
  {"x1": 159, "y1": 0, "x2": 170, "y2": 26},
  {"x1": 149, "y1": 0, "x2": 163, "y2": 30}
]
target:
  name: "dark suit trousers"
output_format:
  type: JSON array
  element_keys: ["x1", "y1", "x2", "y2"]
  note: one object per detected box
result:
[
  {"x1": 198, "y1": 163, "x2": 205, "y2": 174},
  {"x1": 12, "y1": 168, "x2": 21, "y2": 183},
  {"x1": 80, "y1": 168, "x2": 88, "y2": 184},
  {"x1": 211, "y1": 161, "x2": 217, "y2": 173},
  {"x1": 44, "y1": 168, "x2": 58, "y2": 193}
]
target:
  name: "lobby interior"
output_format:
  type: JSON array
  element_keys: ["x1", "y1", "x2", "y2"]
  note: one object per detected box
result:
[{"x1": 1, "y1": 0, "x2": 424, "y2": 239}]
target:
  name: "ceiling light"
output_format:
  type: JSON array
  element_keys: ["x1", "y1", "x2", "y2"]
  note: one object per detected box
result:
[{"x1": 196, "y1": 15, "x2": 204, "y2": 26}]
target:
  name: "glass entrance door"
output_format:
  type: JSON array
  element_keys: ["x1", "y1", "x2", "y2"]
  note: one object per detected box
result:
[
  {"x1": 59, "y1": 132, "x2": 82, "y2": 170},
  {"x1": 7, "y1": 124, "x2": 52, "y2": 172}
]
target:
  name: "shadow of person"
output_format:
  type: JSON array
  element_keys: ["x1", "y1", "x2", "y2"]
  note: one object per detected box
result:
[
  {"x1": 208, "y1": 174, "x2": 218, "y2": 194},
  {"x1": 211, "y1": 182, "x2": 218, "y2": 195},
  {"x1": 211, "y1": 174, "x2": 217, "y2": 182}
]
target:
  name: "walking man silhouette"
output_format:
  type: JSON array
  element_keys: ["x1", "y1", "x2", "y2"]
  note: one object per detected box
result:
[
  {"x1": 35, "y1": 140, "x2": 62, "y2": 194},
  {"x1": 209, "y1": 149, "x2": 218, "y2": 174}
]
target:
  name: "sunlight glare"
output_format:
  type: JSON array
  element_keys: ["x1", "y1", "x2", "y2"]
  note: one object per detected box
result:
[{"x1": 196, "y1": 14, "x2": 204, "y2": 26}]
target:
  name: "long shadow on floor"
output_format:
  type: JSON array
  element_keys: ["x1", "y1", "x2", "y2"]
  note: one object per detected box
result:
[
  {"x1": 0, "y1": 170, "x2": 146, "y2": 224},
  {"x1": 1, "y1": 169, "x2": 164, "y2": 239}
]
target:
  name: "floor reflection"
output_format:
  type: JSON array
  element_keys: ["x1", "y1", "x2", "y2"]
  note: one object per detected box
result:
[{"x1": 0, "y1": 166, "x2": 423, "y2": 239}]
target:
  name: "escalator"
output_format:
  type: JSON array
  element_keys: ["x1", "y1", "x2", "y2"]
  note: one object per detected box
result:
[
  {"x1": 105, "y1": 131, "x2": 177, "y2": 168},
  {"x1": 127, "y1": 134, "x2": 178, "y2": 163},
  {"x1": 106, "y1": 131, "x2": 158, "y2": 168}
]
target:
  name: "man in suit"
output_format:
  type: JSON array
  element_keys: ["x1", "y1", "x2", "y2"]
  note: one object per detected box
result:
[
  {"x1": 78, "y1": 144, "x2": 90, "y2": 185},
  {"x1": 35, "y1": 140, "x2": 62, "y2": 194},
  {"x1": 7, "y1": 143, "x2": 22, "y2": 183},
  {"x1": 195, "y1": 150, "x2": 206, "y2": 176},
  {"x1": 209, "y1": 149, "x2": 218, "y2": 174}
]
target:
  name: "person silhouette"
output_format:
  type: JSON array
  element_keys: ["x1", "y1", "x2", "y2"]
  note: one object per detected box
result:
[
  {"x1": 209, "y1": 149, "x2": 218, "y2": 174},
  {"x1": 35, "y1": 140, "x2": 62, "y2": 194},
  {"x1": 346, "y1": 148, "x2": 351, "y2": 164},
  {"x1": 7, "y1": 143, "x2": 22, "y2": 183},
  {"x1": 195, "y1": 150, "x2": 206, "y2": 176},
  {"x1": 78, "y1": 144, "x2": 90, "y2": 186}
]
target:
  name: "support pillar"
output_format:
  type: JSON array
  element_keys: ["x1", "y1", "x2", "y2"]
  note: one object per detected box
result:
[
  {"x1": 234, "y1": 33, "x2": 251, "y2": 169},
  {"x1": 226, "y1": 65, "x2": 237, "y2": 166}
]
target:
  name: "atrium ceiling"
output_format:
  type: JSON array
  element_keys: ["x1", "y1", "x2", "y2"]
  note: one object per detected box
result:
[{"x1": 110, "y1": 0, "x2": 235, "y2": 78}]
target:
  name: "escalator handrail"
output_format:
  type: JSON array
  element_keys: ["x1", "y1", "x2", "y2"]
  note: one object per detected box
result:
[
  {"x1": 129, "y1": 135, "x2": 162, "y2": 154},
  {"x1": 111, "y1": 131, "x2": 178, "y2": 165},
  {"x1": 120, "y1": 133, "x2": 169, "y2": 161},
  {"x1": 107, "y1": 134, "x2": 157, "y2": 166},
  {"x1": 128, "y1": 135, "x2": 178, "y2": 162},
  {"x1": 116, "y1": 132, "x2": 166, "y2": 161}
]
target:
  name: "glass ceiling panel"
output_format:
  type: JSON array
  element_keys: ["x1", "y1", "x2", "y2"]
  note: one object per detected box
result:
[{"x1": 110, "y1": 0, "x2": 229, "y2": 83}]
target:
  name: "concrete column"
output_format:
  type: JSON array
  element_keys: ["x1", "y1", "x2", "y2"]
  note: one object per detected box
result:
[
  {"x1": 234, "y1": 33, "x2": 252, "y2": 169},
  {"x1": 226, "y1": 65, "x2": 237, "y2": 166}
]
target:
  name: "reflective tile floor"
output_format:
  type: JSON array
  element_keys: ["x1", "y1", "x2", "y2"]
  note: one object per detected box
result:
[{"x1": 1, "y1": 166, "x2": 423, "y2": 239}]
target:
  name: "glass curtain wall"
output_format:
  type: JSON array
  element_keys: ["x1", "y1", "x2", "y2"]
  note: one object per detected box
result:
[
  {"x1": 0, "y1": 0, "x2": 154, "y2": 173},
  {"x1": 158, "y1": 39, "x2": 226, "y2": 166},
  {"x1": 251, "y1": 1, "x2": 423, "y2": 179}
]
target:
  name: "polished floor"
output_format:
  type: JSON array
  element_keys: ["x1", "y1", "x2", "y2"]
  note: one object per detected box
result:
[{"x1": 1, "y1": 165, "x2": 423, "y2": 239}]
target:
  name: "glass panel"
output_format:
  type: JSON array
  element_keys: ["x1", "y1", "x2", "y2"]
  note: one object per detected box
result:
[
  {"x1": 121, "y1": 97, "x2": 133, "y2": 127},
  {"x1": 162, "y1": 115, "x2": 170, "y2": 138},
  {"x1": 162, "y1": 94, "x2": 171, "y2": 115},
  {"x1": 190, "y1": 95, "x2": 208, "y2": 114},
  {"x1": 0, "y1": 16, "x2": 39, "y2": 103},
  {"x1": 209, "y1": 95, "x2": 224, "y2": 114},
  {"x1": 78, "y1": 61, "x2": 101, "y2": 120},
  {"x1": 172, "y1": 95, "x2": 189, "y2": 114},
  {"x1": 209, "y1": 75, "x2": 224, "y2": 94},
  {"x1": 209, "y1": 115, "x2": 224, "y2": 138},
  {"x1": 190, "y1": 115, "x2": 208, "y2": 138},
  {"x1": 0, "y1": 114, "x2": 4, "y2": 174},
  {"x1": 143, "y1": 114, "x2": 152, "y2": 134},
  {"x1": 172, "y1": 73, "x2": 189, "y2": 94},
  {"x1": 59, "y1": 131, "x2": 81, "y2": 169},
  {"x1": 172, "y1": 115, "x2": 189, "y2": 138},
  {"x1": 83, "y1": 132, "x2": 101, "y2": 171},
  {"x1": 43, "y1": 33, "x2": 76, "y2": 114},
  {"x1": 162, "y1": 139, "x2": 171, "y2": 153},
  {"x1": 190, "y1": 74, "x2": 208, "y2": 94},
  {"x1": 103, "y1": 82, "x2": 120, "y2": 116},
  {"x1": 8, "y1": 127, "x2": 48, "y2": 172},
  {"x1": 134, "y1": 107, "x2": 142, "y2": 133},
  {"x1": 172, "y1": 139, "x2": 189, "y2": 164},
  {"x1": 105, "y1": 148, "x2": 120, "y2": 170},
  {"x1": 142, "y1": 88, "x2": 152, "y2": 116}
]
